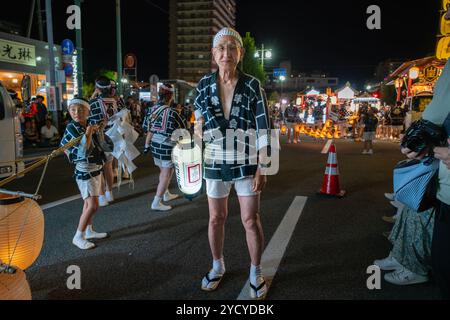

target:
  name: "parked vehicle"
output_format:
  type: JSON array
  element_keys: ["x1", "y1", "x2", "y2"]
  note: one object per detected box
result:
[{"x1": 0, "y1": 81, "x2": 24, "y2": 179}]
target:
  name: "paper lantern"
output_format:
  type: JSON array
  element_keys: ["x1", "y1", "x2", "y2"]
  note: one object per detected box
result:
[
  {"x1": 0, "y1": 267, "x2": 32, "y2": 300},
  {"x1": 437, "y1": 36, "x2": 450, "y2": 60},
  {"x1": 0, "y1": 194, "x2": 44, "y2": 270},
  {"x1": 172, "y1": 139, "x2": 203, "y2": 199},
  {"x1": 409, "y1": 67, "x2": 420, "y2": 80},
  {"x1": 280, "y1": 125, "x2": 288, "y2": 136}
]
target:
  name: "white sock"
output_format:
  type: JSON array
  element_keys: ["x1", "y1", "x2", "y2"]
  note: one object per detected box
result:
[
  {"x1": 74, "y1": 230, "x2": 84, "y2": 240},
  {"x1": 250, "y1": 264, "x2": 263, "y2": 284},
  {"x1": 212, "y1": 257, "x2": 225, "y2": 275},
  {"x1": 152, "y1": 196, "x2": 163, "y2": 207}
]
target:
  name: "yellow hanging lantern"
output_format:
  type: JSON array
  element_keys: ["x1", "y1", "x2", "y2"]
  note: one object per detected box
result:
[
  {"x1": 172, "y1": 139, "x2": 203, "y2": 199},
  {"x1": 0, "y1": 266, "x2": 32, "y2": 300},
  {"x1": 280, "y1": 124, "x2": 288, "y2": 136},
  {"x1": 0, "y1": 194, "x2": 44, "y2": 270}
]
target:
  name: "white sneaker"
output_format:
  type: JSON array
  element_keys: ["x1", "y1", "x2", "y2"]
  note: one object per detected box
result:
[
  {"x1": 384, "y1": 267, "x2": 429, "y2": 285},
  {"x1": 390, "y1": 200, "x2": 404, "y2": 210},
  {"x1": 367, "y1": 149, "x2": 373, "y2": 155},
  {"x1": 98, "y1": 195, "x2": 109, "y2": 207},
  {"x1": 373, "y1": 254, "x2": 403, "y2": 271},
  {"x1": 164, "y1": 191, "x2": 180, "y2": 202},
  {"x1": 72, "y1": 236, "x2": 96, "y2": 250},
  {"x1": 382, "y1": 215, "x2": 397, "y2": 224},
  {"x1": 362, "y1": 150, "x2": 368, "y2": 155},
  {"x1": 151, "y1": 202, "x2": 172, "y2": 212},
  {"x1": 384, "y1": 193, "x2": 395, "y2": 201},
  {"x1": 105, "y1": 191, "x2": 114, "y2": 202},
  {"x1": 85, "y1": 226, "x2": 108, "y2": 240}
]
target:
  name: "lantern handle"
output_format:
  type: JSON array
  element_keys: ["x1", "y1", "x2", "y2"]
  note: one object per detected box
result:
[
  {"x1": 0, "y1": 189, "x2": 41, "y2": 200},
  {"x1": 0, "y1": 262, "x2": 17, "y2": 274}
]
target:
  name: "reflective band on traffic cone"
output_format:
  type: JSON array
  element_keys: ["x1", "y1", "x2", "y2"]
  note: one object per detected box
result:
[{"x1": 319, "y1": 144, "x2": 346, "y2": 198}]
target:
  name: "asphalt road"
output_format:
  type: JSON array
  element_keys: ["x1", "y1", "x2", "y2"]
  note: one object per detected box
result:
[{"x1": 4, "y1": 137, "x2": 442, "y2": 300}]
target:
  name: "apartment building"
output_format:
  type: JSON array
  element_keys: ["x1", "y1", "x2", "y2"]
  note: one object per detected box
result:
[{"x1": 169, "y1": 0, "x2": 236, "y2": 83}]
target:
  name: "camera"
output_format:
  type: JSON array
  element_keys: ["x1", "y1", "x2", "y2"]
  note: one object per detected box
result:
[{"x1": 401, "y1": 119, "x2": 447, "y2": 155}]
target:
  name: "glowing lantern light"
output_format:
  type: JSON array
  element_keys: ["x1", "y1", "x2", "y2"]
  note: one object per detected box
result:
[
  {"x1": 409, "y1": 67, "x2": 420, "y2": 80},
  {"x1": 0, "y1": 194, "x2": 44, "y2": 270},
  {"x1": 172, "y1": 140, "x2": 203, "y2": 199},
  {"x1": 0, "y1": 266, "x2": 32, "y2": 300},
  {"x1": 437, "y1": 37, "x2": 450, "y2": 60},
  {"x1": 280, "y1": 125, "x2": 288, "y2": 136}
]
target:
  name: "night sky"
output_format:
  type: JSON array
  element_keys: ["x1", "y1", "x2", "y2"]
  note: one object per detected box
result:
[{"x1": 0, "y1": 0, "x2": 442, "y2": 89}]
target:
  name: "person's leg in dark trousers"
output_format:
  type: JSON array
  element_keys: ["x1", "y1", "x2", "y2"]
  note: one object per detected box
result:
[{"x1": 432, "y1": 201, "x2": 450, "y2": 299}]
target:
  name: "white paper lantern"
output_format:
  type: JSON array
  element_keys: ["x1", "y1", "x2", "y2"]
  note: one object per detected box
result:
[
  {"x1": 0, "y1": 267, "x2": 32, "y2": 300},
  {"x1": 172, "y1": 139, "x2": 203, "y2": 199},
  {"x1": 0, "y1": 194, "x2": 44, "y2": 270}
]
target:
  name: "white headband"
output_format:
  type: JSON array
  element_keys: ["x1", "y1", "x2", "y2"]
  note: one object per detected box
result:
[
  {"x1": 160, "y1": 84, "x2": 174, "y2": 93},
  {"x1": 69, "y1": 98, "x2": 90, "y2": 110},
  {"x1": 96, "y1": 81, "x2": 112, "y2": 90},
  {"x1": 213, "y1": 27, "x2": 243, "y2": 48}
]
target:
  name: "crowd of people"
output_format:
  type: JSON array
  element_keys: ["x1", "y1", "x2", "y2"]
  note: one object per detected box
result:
[
  {"x1": 268, "y1": 100, "x2": 410, "y2": 156},
  {"x1": 7, "y1": 84, "x2": 196, "y2": 152},
  {"x1": 9, "y1": 92, "x2": 60, "y2": 148}
]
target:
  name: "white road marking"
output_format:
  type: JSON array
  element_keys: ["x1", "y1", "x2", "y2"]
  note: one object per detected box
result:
[
  {"x1": 237, "y1": 196, "x2": 308, "y2": 300},
  {"x1": 321, "y1": 139, "x2": 333, "y2": 154},
  {"x1": 41, "y1": 180, "x2": 132, "y2": 211}
]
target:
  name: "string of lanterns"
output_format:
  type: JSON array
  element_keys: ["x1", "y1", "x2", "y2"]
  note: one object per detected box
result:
[{"x1": 280, "y1": 120, "x2": 342, "y2": 140}]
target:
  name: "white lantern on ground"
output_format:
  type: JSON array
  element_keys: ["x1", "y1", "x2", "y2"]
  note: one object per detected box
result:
[
  {"x1": 172, "y1": 139, "x2": 203, "y2": 199},
  {"x1": 0, "y1": 194, "x2": 44, "y2": 270}
]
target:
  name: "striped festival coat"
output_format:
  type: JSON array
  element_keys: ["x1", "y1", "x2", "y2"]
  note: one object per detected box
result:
[
  {"x1": 146, "y1": 104, "x2": 186, "y2": 161},
  {"x1": 60, "y1": 121, "x2": 105, "y2": 181},
  {"x1": 88, "y1": 96, "x2": 124, "y2": 130},
  {"x1": 195, "y1": 71, "x2": 271, "y2": 181}
]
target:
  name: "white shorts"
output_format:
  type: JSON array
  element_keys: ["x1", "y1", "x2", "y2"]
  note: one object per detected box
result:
[
  {"x1": 154, "y1": 158, "x2": 174, "y2": 168},
  {"x1": 286, "y1": 122, "x2": 296, "y2": 129},
  {"x1": 76, "y1": 175, "x2": 101, "y2": 200},
  {"x1": 206, "y1": 178, "x2": 260, "y2": 199},
  {"x1": 363, "y1": 132, "x2": 376, "y2": 141}
]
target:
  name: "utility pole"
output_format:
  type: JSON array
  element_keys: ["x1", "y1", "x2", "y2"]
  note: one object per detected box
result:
[
  {"x1": 75, "y1": 0, "x2": 84, "y2": 97},
  {"x1": 254, "y1": 44, "x2": 272, "y2": 69},
  {"x1": 116, "y1": 0, "x2": 123, "y2": 95},
  {"x1": 45, "y1": 0, "x2": 61, "y2": 128},
  {"x1": 27, "y1": 0, "x2": 36, "y2": 38},
  {"x1": 36, "y1": 0, "x2": 44, "y2": 41}
]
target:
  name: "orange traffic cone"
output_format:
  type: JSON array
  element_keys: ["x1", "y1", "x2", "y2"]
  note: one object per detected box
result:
[{"x1": 318, "y1": 143, "x2": 346, "y2": 198}]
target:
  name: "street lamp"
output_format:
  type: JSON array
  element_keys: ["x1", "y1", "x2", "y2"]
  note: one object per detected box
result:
[
  {"x1": 254, "y1": 44, "x2": 272, "y2": 68},
  {"x1": 279, "y1": 75, "x2": 286, "y2": 105}
]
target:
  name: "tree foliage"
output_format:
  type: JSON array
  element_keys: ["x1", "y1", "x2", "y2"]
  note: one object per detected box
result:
[
  {"x1": 82, "y1": 82, "x2": 95, "y2": 100},
  {"x1": 268, "y1": 91, "x2": 280, "y2": 104},
  {"x1": 241, "y1": 32, "x2": 267, "y2": 85}
]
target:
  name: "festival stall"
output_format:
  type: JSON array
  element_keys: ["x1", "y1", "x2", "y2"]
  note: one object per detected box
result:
[{"x1": 387, "y1": 56, "x2": 446, "y2": 122}]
